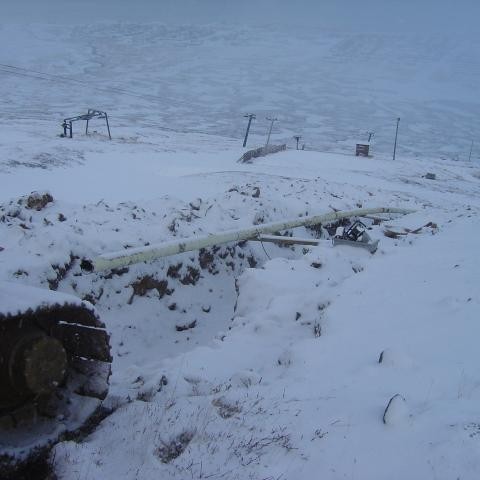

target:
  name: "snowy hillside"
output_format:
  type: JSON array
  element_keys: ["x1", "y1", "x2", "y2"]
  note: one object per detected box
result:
[
  {"x1": 1, "y1": 6, "x2": 480, "y2": 480},
  {"x1": 1, "y1": 22, "x2": 480, "y2": 164}
]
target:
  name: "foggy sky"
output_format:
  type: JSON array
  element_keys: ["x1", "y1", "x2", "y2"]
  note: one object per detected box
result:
[{"x1": 1, "y1": 0, "x2": 480, "y2": 34}]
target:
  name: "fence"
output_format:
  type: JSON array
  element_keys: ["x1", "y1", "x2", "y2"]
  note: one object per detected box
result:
[{"x1": 238, "y1": 144, "x2": 287, "y2": 164}]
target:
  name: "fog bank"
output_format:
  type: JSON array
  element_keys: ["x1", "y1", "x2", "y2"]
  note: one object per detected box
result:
[{"x1": 2, "y1": 0, "x2": 479, "y2": 34}]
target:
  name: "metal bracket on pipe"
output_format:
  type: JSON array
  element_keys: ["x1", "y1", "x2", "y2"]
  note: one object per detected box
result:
[{"x1": 87, "y1": 207, "x2": 415, "y2": 272}]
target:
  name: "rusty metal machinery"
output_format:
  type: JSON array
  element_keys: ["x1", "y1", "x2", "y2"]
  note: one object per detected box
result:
[
  {"x1": 0, "y1": 283, "x2": 111, "y2": 477},
  {"x1": 332, "y1": 220, "x2": 380, "y2": 253}
]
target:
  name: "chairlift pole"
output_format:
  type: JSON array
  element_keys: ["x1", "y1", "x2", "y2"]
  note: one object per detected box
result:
[
  {"x1": 105, "y1": 113, "x2": 111, "y2": 140},
  {"x1": 468, "y1": 140, "x2": 474, "y2": 161},
  {"x1": 393, "y1": 117, "x2": 400, "y2": 161},
  {"x1": 243, "y1": 114, "x2": 255, "y2": 148},
  {"x1": 265, "y1": 117, "x2": 277, "y2": 148},
  {"x1": 293, "y1": 135, "x2": 302, "y2": 150}
]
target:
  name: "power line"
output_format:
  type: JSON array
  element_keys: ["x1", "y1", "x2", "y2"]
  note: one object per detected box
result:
[
  {"x1": 0, "y1": 63, "x2": 197, "y2": 108},
  {"x1": 0, "y1": 63, "x2": 162, "y2": 103},
  {"x1": 0, "y1": 64, "x2": 235, "y2": 138}
]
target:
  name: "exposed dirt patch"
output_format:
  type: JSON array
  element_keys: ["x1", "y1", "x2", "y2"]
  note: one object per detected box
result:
[
  {"x1": 128, "y1": 276, "x2": 173, "y2": 304},
  {"x1": 82, "y1": 287, "x2": 104, "y2": 305},
  {"x1": 218, "y1": 246, "x2": 236, "y2": 259},
  {"x1": 166, "y1": 263, "x2": 183, "y2": 279},
  {"x1": 198, "y1": 248, "x2": 215, "y2": 271},
  {"x1": 176, "y1": 320, "x2": 197, "y2": 332},
  {"x1": 102, "y1": 267, "x2": 129, "y2": 280},
  {"x1": 24, "y1": 192, "x2": 54, "y2": 211},
  {"x1": 48, "y1": 254, "x2": 77, "y2": 291},
  {"x1": 156, "y1": 431, "x2": 195, "y2": 463},
  {"x1": 180, "y1": 266, "x2": 200, "y2": 286},
  {"x1": 212, "y1": 396, "x2": 242, "y2": 419}
]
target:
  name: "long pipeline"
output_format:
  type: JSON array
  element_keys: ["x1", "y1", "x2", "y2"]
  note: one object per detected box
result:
[{"x1": 89, "y1": 207, "x2": 415, "y2": 272}]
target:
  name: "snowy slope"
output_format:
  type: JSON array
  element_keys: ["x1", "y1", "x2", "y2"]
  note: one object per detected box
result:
[
  {"x1": 52, "y1": 212, "x2": 480, "y2": 480},
  {"x1": 1, "y1": 144, "x2": 479, "y2": 479},
  {"x1": 1, "y1": 22, "x2": 480, "y2": 165},
  {"x1": 0, "y1": 11, "x2": 480, "y2": 480}
]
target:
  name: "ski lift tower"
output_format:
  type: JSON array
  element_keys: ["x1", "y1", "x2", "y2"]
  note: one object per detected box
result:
[{"x1": 61, "y1": 109, "x2": 111, "y2": 140}]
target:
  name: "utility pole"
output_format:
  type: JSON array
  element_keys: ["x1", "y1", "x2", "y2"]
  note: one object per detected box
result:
[
  {"x1": 265, "y1": 117, "x2": 277, "y2": 148},
  {"x1": 242, "y1": 114, "x2": 256, "y2": 148},
  {"x1": 468, "y1": 140, "x2": 474, "y2": 161},
  {"x1": 393, "y1": 117, "x2": 400, "y2": 161},
  {"x1": 293, "y1": 135, "x2": 302, "y2": 150}
]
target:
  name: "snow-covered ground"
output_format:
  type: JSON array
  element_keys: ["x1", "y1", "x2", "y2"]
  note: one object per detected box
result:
[
  {"x1": 1, "y1": 22, "x2": 480, "y2": 162},
  {"x1": 1, "y1": 11, "x2": 480, "y2": 480}
]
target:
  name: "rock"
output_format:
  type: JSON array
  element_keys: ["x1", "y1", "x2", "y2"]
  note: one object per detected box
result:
[
  {"x1": 24, "y1": 191, "x2": 54, "y2": 211},
  {"x1": 189, "y1": 198, "x2": 202, "y2": 210},
  {"x1": 175, "y1": 320, "x2": 197, "y2": 332},
  {"x1": 378, "y1": 348, "x2": 413, "y2": 368}
]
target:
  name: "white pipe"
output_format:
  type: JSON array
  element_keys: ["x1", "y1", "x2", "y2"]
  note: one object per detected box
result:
[{"x1": 91, "y1": 207, "x2": 414, "y2": 272}]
